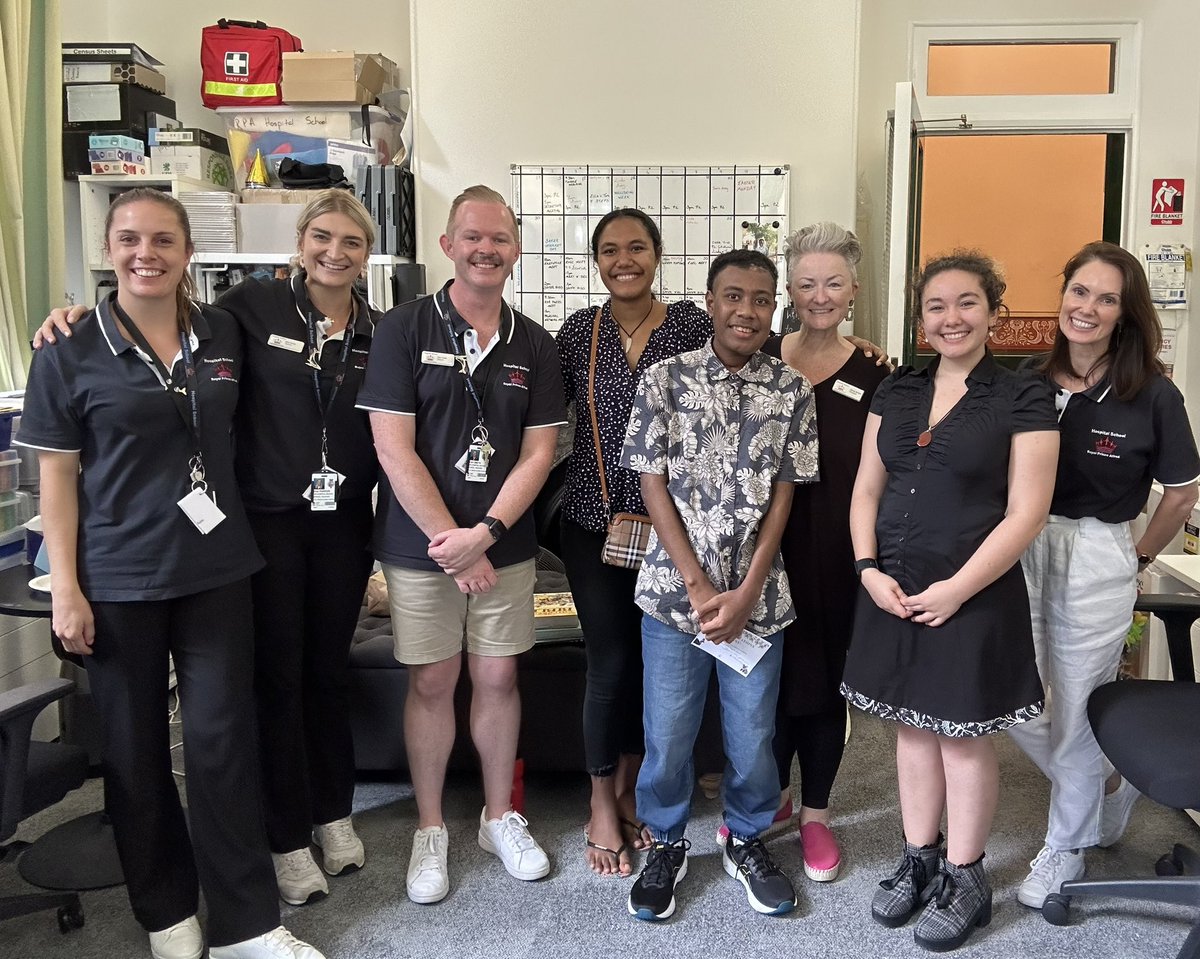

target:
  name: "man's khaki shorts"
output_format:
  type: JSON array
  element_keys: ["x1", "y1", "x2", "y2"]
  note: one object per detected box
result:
[{"x1": 381, "y1": 559, "x2": 536, "y2": 665}]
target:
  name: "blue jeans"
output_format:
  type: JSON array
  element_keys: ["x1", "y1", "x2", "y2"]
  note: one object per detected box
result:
[{"x1": 636, "y1": 613, "x2": 784, "y2": 843}]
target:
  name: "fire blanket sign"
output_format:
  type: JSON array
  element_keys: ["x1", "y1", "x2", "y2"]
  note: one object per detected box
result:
[{"x1": 1151, "y1": 179, "x2": 1184, "y2": 226}]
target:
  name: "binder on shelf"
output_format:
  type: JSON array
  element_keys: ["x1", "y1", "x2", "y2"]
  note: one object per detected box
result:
[{"x1": 61, "y1": 42, "x2": 163, "y2": 68}]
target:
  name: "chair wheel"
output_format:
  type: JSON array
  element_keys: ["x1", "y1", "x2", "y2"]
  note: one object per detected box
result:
[
  {"x1": 1042, "y1": 893, "x2": 1071, "y2": 925},
  {"x1": 1156, "y1": 852, "x2": 1184, "y2": 877},
  {"x1": 57, "y1": 901, "x2": 85, "y2": 933}
]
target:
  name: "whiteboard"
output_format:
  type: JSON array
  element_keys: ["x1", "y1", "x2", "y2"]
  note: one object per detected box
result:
[{"x1": 510, "y1": 165, "x2": 790, "y2": 332}]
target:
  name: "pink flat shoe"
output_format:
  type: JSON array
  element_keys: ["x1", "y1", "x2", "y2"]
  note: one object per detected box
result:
[
  {"x1": 716, "y1": 798, "x2": 795, "y2": 845},
  {"x1": 799, "y1": 821, "x2": 841, "y2": 882}
]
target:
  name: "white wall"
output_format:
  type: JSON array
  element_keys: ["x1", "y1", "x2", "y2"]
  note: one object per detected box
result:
[
  {"x1": 410, "y1": 0, "x2": 861, "y2": 289},
  {"x1": 856, "y1": 1, "x2": 1200, "y2": 399}
]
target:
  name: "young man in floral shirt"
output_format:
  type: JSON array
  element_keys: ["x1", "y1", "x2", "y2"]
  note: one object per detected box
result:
[{"x1": 620, "y1": 249, "x2": 819, "y2": 921}]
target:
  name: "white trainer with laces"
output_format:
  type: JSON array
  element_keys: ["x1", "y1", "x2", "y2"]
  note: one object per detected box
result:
[
  {"x1": 271, "y1": 848, "x2": 328, "y2": 906},
  {"x1": 478, "y1": 808, "x2": 550, "y2": 880},
  {"x1": 313, "y1": 816, "x2": 365, "y2": 875},
  {"x1": 407, "y1": 824, "x2": 450, "y2": 904},
  {"x1": 149, "y1": 915, "x2": 203, "y2": 959},
  {"x1": 208, "y1": 925, "x2": 325, "y2": 959},
  {"x1": 1098, "y1": 778, "x2": 1140, "y2": 848},
  {"x1": 1017, "y1": 844, "x2": 1084, "y2": 908}
]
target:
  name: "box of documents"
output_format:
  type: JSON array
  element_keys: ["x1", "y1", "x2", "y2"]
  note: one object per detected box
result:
[{"x1": 282, "y1": 51, "x2": 386, "y2": 104}]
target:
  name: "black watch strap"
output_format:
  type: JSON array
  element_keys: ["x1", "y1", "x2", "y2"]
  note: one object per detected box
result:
[
  {"x1": 483, "y1": 515, "x2": 507, "y2": 542},
  {"x1": 854, "y1": 558, "x2": 879, "y2": 577}
]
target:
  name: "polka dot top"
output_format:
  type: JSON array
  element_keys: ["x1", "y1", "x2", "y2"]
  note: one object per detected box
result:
[{"x1": 556, "y1": 298, "x2": 712, "y2": 532}]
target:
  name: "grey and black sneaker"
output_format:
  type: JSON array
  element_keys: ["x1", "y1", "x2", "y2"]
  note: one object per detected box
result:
[
  {"x1": 628, "y1": 839, "x2": 690, "y2": 921},
  {"x1": 722, "y1": 837, "x2": 796, "y2": 916},
  {"x1": 872, "y1": 834, "x2": 943, "y2": 927},
  {"x1": 913, "y1": 854, "x2": 993, "y2": 952}
]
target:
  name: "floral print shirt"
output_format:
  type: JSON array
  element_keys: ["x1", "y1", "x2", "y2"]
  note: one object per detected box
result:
[{"x1": 620, "y1": 340, "x2": 819, "y2": 636}]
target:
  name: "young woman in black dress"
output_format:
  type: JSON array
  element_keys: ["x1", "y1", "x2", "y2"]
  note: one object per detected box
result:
[{"x1": 841, "y1": 252, "x2": 1059, "y2": 951}]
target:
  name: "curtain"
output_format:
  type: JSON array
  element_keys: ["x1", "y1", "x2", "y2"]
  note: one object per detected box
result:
[{"x1": 0, "y1": 0, "x2": 63, "y2": 390}]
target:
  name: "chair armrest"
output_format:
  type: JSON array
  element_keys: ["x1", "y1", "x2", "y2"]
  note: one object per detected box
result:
[
  {"x1": 0, "y1": 678, "x2": 76, "y2": 727},
  {"x1": 1135, "y1": 593, "x2": 1200, "y2": 617}
]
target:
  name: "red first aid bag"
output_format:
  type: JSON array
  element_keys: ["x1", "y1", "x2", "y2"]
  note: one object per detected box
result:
[{"x1": 200, "y1": 19, "x2": 302, "y2": 108}]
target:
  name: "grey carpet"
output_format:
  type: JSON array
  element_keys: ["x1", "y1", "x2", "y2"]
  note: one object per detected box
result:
[{"x1": 2, "y1": 711, "x2": 1196, "y2": 958}]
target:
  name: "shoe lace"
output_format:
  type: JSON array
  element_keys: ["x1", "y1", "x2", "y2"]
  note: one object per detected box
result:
[
  {"x1": 641, "y1": 839, "x2": 690, "y2": 889},
  {"x1": 413, "y1": 828, "x2": 445, "y2": 872},
  {"x1": 731, "y1": 838, "x2": 779, "y2": 879},
  {"x1": 926, "y1": 864, "x2": 955, "y2": 910},
  {"x1": 276, "y1": 850, "x2": 314, "y2": 879},
  {"x1": 1027, "y1": 845, "x2": 1061, "y2": 881},
  {"x1": 880, "y1": 851, "x2": 929, "y2": 892},
  {"x1": 261, "y1": 926, "x2": 305, "y2": 955},
  {"x1": 320, "y1": 818, "x2": 356, "y2": 846},
  {"x1": 499, "y1": 811, "x2": 538, "y2": 852}
]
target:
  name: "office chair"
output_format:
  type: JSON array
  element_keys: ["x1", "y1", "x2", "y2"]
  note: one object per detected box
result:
[
  {"x1": 1041, "y1": 592, "x2": 1200, "y2": 959},
  {"x1": 0, "y1": 677, "x2": 87, "y2": 932}
]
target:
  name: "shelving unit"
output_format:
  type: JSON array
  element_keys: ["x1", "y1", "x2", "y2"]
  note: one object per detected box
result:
[{"x1": 76, "y1": 175, "x2": 409, "y2": 310}]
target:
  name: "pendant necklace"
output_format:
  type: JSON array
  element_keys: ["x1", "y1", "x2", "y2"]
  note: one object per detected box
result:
[
  {"x1": 917, "y1": 406, "x2": 953, "y2": 447},
  {"x1": 615, "y1": 300, "x2": 655, "y2": 353}
]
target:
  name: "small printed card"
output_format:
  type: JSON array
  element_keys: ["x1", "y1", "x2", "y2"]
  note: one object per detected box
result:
[
  {"x1": 691, "y1": 629, "x2": 772, "y2": 677},
  {"x1": 533, "y1": 591, "x2": 577, "y2": 618}
]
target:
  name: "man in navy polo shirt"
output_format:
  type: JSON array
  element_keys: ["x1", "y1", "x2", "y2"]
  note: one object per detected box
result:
[{"x1": 357, "y1": 185, "x2": 566, "y2": 904}]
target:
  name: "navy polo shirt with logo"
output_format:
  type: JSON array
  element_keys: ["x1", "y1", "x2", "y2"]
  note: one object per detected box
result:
[
  {"x1": 1047, "y1": 370, "x2": 1200, "y2": 523},
  {"x1": 356, "y1": 281, "x2": 567, "y2": 572},
  {"x1": 16, "y1": 297, "x2": 263, "y2": 601},
  {"x1": 217, "y1": 275, "x2": 379, "y2": 511}
]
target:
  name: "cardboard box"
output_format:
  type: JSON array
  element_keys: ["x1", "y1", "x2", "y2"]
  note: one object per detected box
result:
[
  {"x1": 88, "y1": 147, "x2": 145, "y2": 164},
  {"x1": 281, "y1": 51, "x2": 386, "y2": 105},
  {"x1": 63, "y1": 61, "x2": 166, "y2": 95},
  {"x1": 90, "y1": 159, "x2": 148, "y2": 175},
  {"x1": 236, "y1": 203, "x2": 304, "y2": 253},
  {"x1": 88, "y1": 133, "x2": 144, "y2": 152},
  {"x1": 150, "y1": 146, "x2": 235, "y2": 189},
  {"x1": 239, "y1": 188, "x2": 313, "y2": 205},
  {"x1": 64, "y1": 128, "x2": 138, "y2": 178},
  {"x1": 152, "y1": 127, "x2": 229, "y2": 154},
  {"x1": 326, "y1": 138, "x2": 375, "y2": 175},
  {"x1": 64, "y1": 82, "x2": 175, "y2": 132}
]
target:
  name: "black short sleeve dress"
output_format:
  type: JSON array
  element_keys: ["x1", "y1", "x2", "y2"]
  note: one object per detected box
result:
[
  {"x1": 760, "y1": 340, "x2": 890, "y2": 715},
  {"x1": 840, "y1": 352, "x2": 1058, "y2": 737}
]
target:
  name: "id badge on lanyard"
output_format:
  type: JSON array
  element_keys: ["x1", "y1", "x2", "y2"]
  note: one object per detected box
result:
[{"x1": 455, "y1": 423, "x2": 495, "y2": 483}]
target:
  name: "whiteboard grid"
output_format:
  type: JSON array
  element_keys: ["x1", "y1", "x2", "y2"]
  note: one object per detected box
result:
[{"x1": 510, "y1": 165, "x2": 790, "y2": 332}]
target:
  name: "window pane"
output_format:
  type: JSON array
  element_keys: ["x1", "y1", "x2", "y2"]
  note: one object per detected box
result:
[{"x1": 927, "y1": 42, "x2": 1114, "y2": 96}]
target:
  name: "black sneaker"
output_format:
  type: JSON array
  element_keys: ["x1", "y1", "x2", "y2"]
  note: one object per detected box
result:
[
  {"x1": 628, "y1": 839, "x2": 690, "y2": 921},
  {"x1": 722, "y1": 837, "x2": 796, "y2": 915}
]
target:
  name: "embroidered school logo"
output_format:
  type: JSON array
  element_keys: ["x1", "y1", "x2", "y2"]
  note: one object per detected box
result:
[
  {"x1": 502, "y1": 363, "x2": 530, "y2": 390},
  {"x1": 1087, "y1": 429, "x2": 1124, "y2": 460},
  {"x1": 507, "y1": 369, "x2": 527, "y2": 388},
  {"x1": 225, "y1": 52, "x2": 249, "y2": 77},
  {"x1": 213, "y1": 362, "x2": 234, "y2": 380}
]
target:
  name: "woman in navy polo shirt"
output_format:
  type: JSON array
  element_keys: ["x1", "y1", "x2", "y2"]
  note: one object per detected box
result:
[
  {"x1": 1009, "y1": 241, "x2": 1200, "y2": 910},
  {"x1": 19, "y1": 189, "x2": 323, "y2": 959},
  {"x1": 39, "y1": 190, "x2": 381, "y2": 909}
]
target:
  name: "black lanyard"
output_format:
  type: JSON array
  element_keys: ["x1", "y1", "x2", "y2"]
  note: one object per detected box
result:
[
  {"x1": 436, "y1": 286, "x2": 509, "y2": 426},
  {"x1": 291, "y1": 274, "x2": 359, "y2": 422},
  {"x1": 107, "y1": 294, "x2": 203, "y2": 456}
]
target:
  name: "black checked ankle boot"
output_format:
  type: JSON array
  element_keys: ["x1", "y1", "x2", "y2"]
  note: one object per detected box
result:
[
  {"x1": 871, "y1": 834, "x2": 944, "y2": 927},
  {"x1": 913, "y1": 853, "x2": 993, "y2": 952}
]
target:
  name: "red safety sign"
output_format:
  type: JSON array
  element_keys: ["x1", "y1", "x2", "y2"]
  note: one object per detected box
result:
[{"x1": 1150, "y1": 178, "x2": 1184, "y2": 226}]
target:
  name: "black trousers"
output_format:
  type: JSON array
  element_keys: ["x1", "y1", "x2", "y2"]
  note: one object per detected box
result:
[
  {"x1": 248, "y1": 500, "x2": 374, "y2": 852},
  {"x1": 772, "y1": 704, "x2": 847, "y2": 810},
  {"x1": 559, "y1": 518, "x2": 645, "y2": 777},
  {"x1": 87, "y1": 579, "x2": 279, "y2": 946}
]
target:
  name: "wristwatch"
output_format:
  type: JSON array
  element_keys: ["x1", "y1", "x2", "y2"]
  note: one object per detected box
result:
[
  {"x1": 482, "y1": 515, "x2": 508, "y2": 542},
  {"x1": 1137, "y1": 553, "x2": 1153, "y2": 569},
  {"x1": 854, "y1": 558, "x2": 879, "y2": 577}
]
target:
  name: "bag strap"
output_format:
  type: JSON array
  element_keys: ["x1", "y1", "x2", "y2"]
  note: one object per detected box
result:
[{"x1": 586, "y1": 305, "x2": 613, "y2": 514}]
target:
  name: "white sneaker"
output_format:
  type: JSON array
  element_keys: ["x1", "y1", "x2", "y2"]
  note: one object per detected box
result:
[
  {"x1": 149, "y1": 915, "x2": 203, "y2": 959},
  {"x1": 313, "y1": 816, "x2": 365, "y2": 875},
  {"x1": 477, "y1": 807, "x2": 550, "y2": 881},
  {"x1": 209, "y1": 926, "x2": 325, "y2": 959},
  {"x1": 271, "y1": 848, "x2": 329, "y2": 906},
  {"x1": 407, "y1": 824, "x2": 450, "y2": 904},
  {"x1": 1098, "y1": 778, "x2": 1140, "y2": 848},
  {"x1": 1017, "y1": 845, "x2": 1085, "y2": 908}
]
